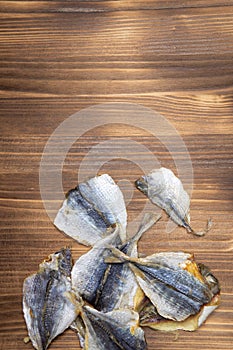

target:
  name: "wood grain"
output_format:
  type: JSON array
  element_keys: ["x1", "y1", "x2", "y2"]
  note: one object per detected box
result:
[{"x1": 0, "y1": 1, "x2": 233, "y2": 350}]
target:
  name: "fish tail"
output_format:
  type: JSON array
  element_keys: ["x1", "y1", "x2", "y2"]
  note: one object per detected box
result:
[
  {"x1": 104, "y1": 245, "x2": 131, "y2": 264},
  {"x1": 131, "y1": 213, "x2": 162, "y2": 242},
  {"x1": 186, "y1": 218, "x2": 212, "y2": 237}
]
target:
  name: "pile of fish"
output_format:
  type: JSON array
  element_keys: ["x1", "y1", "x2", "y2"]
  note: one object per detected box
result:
[{"x1": 23, "y1": 168, "x2": 220, "y2": 350}]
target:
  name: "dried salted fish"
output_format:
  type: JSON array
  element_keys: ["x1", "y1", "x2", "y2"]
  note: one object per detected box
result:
[
  {"x1": 23, "y1": 169, "x2": 221, "y2": 350},
  {"x1": 135, "y1": 168, "x2": 190, "y2": 227},
  {"x1": 80, "y1": 306, "x2": 147, "y2": 350},
  {"x1": 139, "y1": 263, "x2": 220, "y2": 331},
  {"x1": 54, "y1": 174, "x2": 127, "y2": 246},
  {"x1": 135, "y1": 167, "x2": 211, "y2": 236},
  {"x1": 106, "y1": 250, "x2": 217, "y2": 322},
  {"x1": 23, "y1": 249, "x2": 77, "y2": 350},
  {"x1": 71, "y1": 226, "x2": 122, "y2": 305},
  {"x1": 95, "y1": 213, "x2": 160, "y2": 312}
]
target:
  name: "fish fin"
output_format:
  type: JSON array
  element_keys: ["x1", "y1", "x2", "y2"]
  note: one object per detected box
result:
[
  {"x1": 186, "y1": 218, "x2": 212, "y2": 237},
  {"x1": 132, "y1": 213, "x2": 161, "y2": 242},
  {"x1": 104, "y1": 256, "x2": 123, "y2": 264},
  {"x1": 119, "y1": 213, "x2": 162, "y2": 258}
]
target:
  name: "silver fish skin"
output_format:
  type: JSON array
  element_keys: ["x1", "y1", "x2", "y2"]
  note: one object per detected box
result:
[
  {"x1": 135, "y1": 167, "x2": 191, "y2": 231},
  {"x1": 95, "y1": 214, "x2": 160, "y2": 312},
  {"x1": 107, "y1": 250, "x2": 214, "y2": 322},
  {"x1": 82, "y1": 306, "x2": 147, "y2": 350},
  {"x1": 71, "y1": 227, "x2": 122, "y2": 305},
  {"x1": 54, "y1": 174, "x2": 127, "y2": 246},
  {"x1": 23, "y1": 249, "x2": 77, "y2": 350}
]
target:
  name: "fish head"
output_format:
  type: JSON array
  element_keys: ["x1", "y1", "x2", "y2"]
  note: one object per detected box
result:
[
  {"x1": 198, "y1": 263, "x2": 220, "y2": 296},
  {"x1": 135, "y1": 177, "x2": 149, "y2": 196}
]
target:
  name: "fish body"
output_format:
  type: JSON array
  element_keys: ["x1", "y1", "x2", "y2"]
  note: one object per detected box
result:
[
  {"x1": 71, "y1": 227, "x2": 122, "y2": 304},
  {"x1": 95, "y1": 242, "x2": 140, "y2": 312},
  {"x1": 96, "y1": 214, "x2": 159, "y2": 312},
  {"x1": 54, "y1": 174, "x2": 127, "y2": 246},
  {"x1": 135, "y1": 168, "x2": 191, "y2": 230},
  {"x1": 23, "y1": 249, "x2": 77, "y2": 350},
  {"x1": 132, "y1": 263, "x2": 211, "y2": 321},
  {"x1": 139, "y1": 263, "x2": 220, "y2": 331}
]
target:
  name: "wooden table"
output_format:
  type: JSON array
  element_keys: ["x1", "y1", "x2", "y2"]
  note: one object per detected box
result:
[{"x1": 1, "y1": 1, "x2": 233, "y2": 349}]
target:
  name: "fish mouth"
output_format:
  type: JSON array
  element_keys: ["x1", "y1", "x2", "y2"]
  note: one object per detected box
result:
[{"x1": 135, "y1": 177, "x2": 149, "y2": 195}]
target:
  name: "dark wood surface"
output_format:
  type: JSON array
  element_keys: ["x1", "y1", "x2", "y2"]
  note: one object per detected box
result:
[{"x1": 1, "y1": 1, "x2": 233, "y2": 349}]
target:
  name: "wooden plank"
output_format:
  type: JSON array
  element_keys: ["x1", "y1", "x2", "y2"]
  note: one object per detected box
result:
[
  {"x1": 1, "y1": 6, "x2": 233, "y2": 96},
  {"x1": 0, "y1": 1, "x2": 233, "y2": 350},
  {"x1": 1, "y1": 1, "x2": 233, "y2": 13}
]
